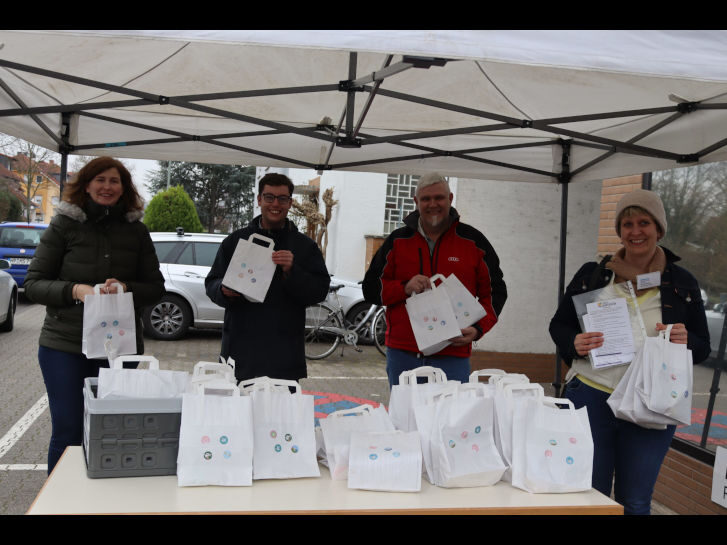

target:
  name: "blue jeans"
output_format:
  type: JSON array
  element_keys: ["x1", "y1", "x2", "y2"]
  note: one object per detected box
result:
[
  {"x1": 386, "y1": 347, "x2": 470, "y2": 387},
  {"x1": 38, "y1": 347, "x2": 138, "y2": 474},
  {"x1": 564, "y1": 377, "x2": 676, "y2": 515}
]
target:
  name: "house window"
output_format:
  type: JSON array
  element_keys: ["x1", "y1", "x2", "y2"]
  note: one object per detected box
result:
[
  {"x1": 383, "y1": 174, "x2": 419, "y2": 234},
  {"x1": 51, "y1": 196, "x2": 59, "y2": 205},
  {"x1": 33, "y1": 195, "x2": 43, "y2": 205}
]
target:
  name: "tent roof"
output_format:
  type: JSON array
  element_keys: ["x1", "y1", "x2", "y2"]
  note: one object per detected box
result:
[{"x1": 1, "y1": 30, "x2": 727, "y2": 183}]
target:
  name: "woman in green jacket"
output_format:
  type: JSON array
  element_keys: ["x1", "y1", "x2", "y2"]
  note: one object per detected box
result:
[{"x1": 25, "y1": 156, "x2": 165, "y2": 473}]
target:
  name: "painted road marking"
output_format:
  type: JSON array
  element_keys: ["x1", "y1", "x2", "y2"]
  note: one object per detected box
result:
[{"x1": 0, "y1": 394, "x2": 48, "y2": 468}]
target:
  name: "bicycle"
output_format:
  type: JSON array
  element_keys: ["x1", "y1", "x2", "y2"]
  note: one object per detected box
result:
[{"x1": 304, "y1": 283, "x2": 387, "y2": 360}]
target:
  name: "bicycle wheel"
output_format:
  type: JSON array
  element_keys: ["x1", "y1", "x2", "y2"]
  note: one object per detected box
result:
[
  {"x1": 371, "y1": 307, "x2": 387, "y2": 357},
  {"x1": 305, "y1": 303, "x2": 343, "y2": 359}
]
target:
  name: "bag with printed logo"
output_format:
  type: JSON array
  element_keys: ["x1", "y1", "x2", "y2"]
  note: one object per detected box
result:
[
  {"x1": 511, "y1": 397, "x2": 593, "y2": 493},
  {"x1": 176, "y1": 381, "x2": 254, "y2": 487},
  {"x1": 347, "y1": 430, "x2": 422, "y2": 492},
  {"x1": 319, "y1": 404, "x2": 395, "y2": 480},
  {"x1": 405, "y1": 276, "x2": 461, "y2": 355},
  {"x1": 221, "y1": 233, "x2": 276, "y2": 303},
  {"x1": 247, "y1": 378, "x2": 320, "y2": 480},
  {"x1": 82, "y1": 283, "x2": 137, "y2": 360}
]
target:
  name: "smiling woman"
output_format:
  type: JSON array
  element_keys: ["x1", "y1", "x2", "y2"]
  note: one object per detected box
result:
[
  {"x1": 549, "y1": 188, "x2": 710, "y2": 515},
  {"x1": 23, "y1": 156, "x2": 165, "y2": 474}
]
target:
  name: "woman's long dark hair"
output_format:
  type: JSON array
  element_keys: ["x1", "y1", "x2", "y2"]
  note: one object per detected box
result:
[{"x1": 62, "y1": 156, "x2": 144, "y2": 212}]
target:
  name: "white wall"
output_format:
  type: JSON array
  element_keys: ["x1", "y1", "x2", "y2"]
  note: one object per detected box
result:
[
  {"x1": 254, "y1": 167, "x2": 387, "y2": 282},
  {"x1": 455, "y1": 178, "x2": 602, "y2": 354}
]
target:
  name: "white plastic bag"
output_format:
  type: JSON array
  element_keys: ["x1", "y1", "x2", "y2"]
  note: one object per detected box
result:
[
  {"x1": 221, "y1": 233, "x2": 276, "y2": 303},
  {"x1": 176, "y1": 381, "x2": 254, "y2": 487},
  {"x1": 249, "y1": 378, "x2": 320, "y2": 480},
  {"x1": 415, "y1": 383, "x2": 506, "y2": 488},
  {"x1": 347, "y1": 430, "x2": 422, "y2": 492},
  {"x1": 388, "y1": 366, "x2": 451, "y2": 432},
  {"x1": 511, "y1": 397, "x2": 593, "y2": 493},
  {"x1": 405, "y1": 276, "x2": 461, "y2": 355},
  {"x1": 82, "y1": 283, "x2": 136, "y2": 360},
  {"x1": 319, "y1": 404, "x2": 395, "y2": 480},
  {"x1": 97, "y1": 355, "x2": 190, "y2": 399}
]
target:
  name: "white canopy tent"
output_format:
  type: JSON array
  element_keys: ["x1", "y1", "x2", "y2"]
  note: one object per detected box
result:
[{"x1": 2, "y1": 29, "x2": 726, "y2": 392}]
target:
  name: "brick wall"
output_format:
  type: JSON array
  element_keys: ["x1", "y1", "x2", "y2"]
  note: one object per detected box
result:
[
  {"x1": 653, "y1": 448, "x2": 727, "y2": 515},
  {"x1": 598, "y1": 174, "x2": 644, "y2": 256}
]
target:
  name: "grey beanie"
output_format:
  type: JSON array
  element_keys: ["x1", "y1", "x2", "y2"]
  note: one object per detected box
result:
[{"x1": 615, "y1": 189, "x2": 667, "y2": 238}]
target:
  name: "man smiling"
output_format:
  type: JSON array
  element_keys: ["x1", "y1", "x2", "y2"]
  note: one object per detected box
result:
[
  {"x1": 363, "y1": 172, "x2": 507, "y2": 386},
  {"x1": 205, "y1": 173, "x2": 330, "y2": 382}
]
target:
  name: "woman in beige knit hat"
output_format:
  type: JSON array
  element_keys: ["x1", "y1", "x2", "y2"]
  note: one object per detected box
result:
[{"x1": 549, "y1": 188, "x2": 710, "y2": 515}]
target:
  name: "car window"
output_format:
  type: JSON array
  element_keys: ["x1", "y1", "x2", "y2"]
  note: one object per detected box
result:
[
  {"x1": 0, "y1": 227, "x2": 44, "y2": 248},
  {"x1": 176, "y1": 243, "x2": 195, "y2": 266},
  {"x1": 194, "y1": 242, "x2": 220, "y2": 267},
  {"x1": 153, "y1": 241, "x2": 183, "y2": 264}
]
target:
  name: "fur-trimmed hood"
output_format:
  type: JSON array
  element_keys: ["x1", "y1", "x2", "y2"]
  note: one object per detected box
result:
[{"x1": 55, "y1": 200, "x2": 143, "y2": 223}]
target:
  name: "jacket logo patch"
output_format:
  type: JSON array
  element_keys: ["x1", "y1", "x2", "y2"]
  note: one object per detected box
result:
[{"x1": 448, "y1": 257, "x2": 460, "y2": 262}]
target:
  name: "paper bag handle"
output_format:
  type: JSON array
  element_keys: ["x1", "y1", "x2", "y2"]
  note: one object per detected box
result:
[
  {"x1": 658, "y1": 323, "x2": 674, "y2": 342},
  {"x1": 491, "y1": 373, "x2": 529, "y2": 387},
  {"x1": 110, "y1": 355, "x2": 159, "y2": 370},
  {"x1": 239, "y1": 376, "x2": 299, "y2": 394},
  {"x1": 194, "y1": 378, "x2": 240, "y2": 396},
  {"x1": 193, "y1": 361, "x2": 235, "y2": 381},
  {"x1": 469, "y1": 369, "x2": 506, "y2": 383},
  {"x1": 93, "y1": 283, "x2": 125, "y2": 296},
  {"x1": 328, "y1": 404, "x2": 376, "y2": 418},
  {"x1": 399, "y1": 365, "x2": 447, "y2": 385},
  {"x1": 502, "y1": 382, "x2": 544, "y2": 399},
  {"x1": 248, "y1": 233, "x2": 275, "y2": 249},
  {"x1": 429, "y1": 274, "x2": 446, "y2": 288}
]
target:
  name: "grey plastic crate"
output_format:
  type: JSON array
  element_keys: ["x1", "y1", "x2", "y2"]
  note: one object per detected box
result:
[{"x1": 83, "y1": 377, "x2": 183, "y2": 478}]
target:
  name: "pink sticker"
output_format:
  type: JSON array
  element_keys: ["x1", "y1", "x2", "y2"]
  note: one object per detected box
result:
[
  {"x1": 545, "y1": 450, "x2": 553, "y2": 457},
  {"x1": 118, "y1": 330, "x2": 125, "y2": 336},
  {"x1": 201, "y1": 436, "x2": 210, "y2": 444},
  {"x1": 471, "y1": 444, "x2": 479, "y2": 452},
  {"x1": 460, "y1": 431, "x2": 468, "y2": 439},
  {"x1": 569, "y1": 437, "x2": 577, "y2": 444}
]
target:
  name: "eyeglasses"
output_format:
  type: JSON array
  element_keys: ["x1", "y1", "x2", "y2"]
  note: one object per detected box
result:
[{"x1": 261, "y1": 193, "x2": 292, "y2": 205}]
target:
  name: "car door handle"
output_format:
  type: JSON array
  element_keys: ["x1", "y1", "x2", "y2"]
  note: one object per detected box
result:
[{"x1": 183, "y1": 271, "x2": 203, "y2": 278}]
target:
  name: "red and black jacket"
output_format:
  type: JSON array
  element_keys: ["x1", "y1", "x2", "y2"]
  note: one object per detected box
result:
[{"x1": 362, "y1": 208, "x2": 507, "y2": 357}]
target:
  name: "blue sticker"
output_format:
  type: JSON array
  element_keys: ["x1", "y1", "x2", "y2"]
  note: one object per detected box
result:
[
  {"x1": 392, "y1": 452, "x2": 400, "y2": 458},
  {"x1": 369, "y1": 453, "x2": 378, "y2": 460},
  {"x1": 241, "y1": 263, "x2": 247, "y2": 268},
  {"x1": 220, "y1": 435, "x2": 229, "y2": 445},
  {"x1": 566, "y1": 456, "x2": 574, "y2": 465},
  {"x1": 274, "y1": 444, "x2": 282, "y2": 453},
  {"x1": 549, "y1": 439, "x2": 557, "y2": 446},
  {"x1": 112, "y1": 320, "x2": 119, "y2": 326},
  {"x1": 100, "y1": 321, "x2": 107, "y2": 327},
  {"x1": 251, "y1": 278, "x2": 257, "y2": 283},
  {"x1": 291, "y1": 445, "x2": 299, "y2": 453},
  {"x1": 475, "y1": 426, "x2": 481, "y2": 434},
  {"x1": 384, "y1": 447, "x2": 392, "y2": 451},
  {"x1": 449, "y1": 439, "x2": 456, "y2": 448},
  {"x1": 223, "y1": 450, "x2": 231, "y2": 459},
  {"x1": 106, "y1": 333, "x2": 113, "y2": 339}
]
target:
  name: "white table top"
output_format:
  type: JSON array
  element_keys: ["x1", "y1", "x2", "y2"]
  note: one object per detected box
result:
[{"x1": 27, "y1": 447, "x2": 621, "y2": 515}]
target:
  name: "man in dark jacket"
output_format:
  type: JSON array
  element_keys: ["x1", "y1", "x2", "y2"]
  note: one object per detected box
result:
[
  {"x1": 205, "y1": 173, "x2": 330, "y2": 382},
  {"x1": 362, "y1": 172, "x2": 507, "y2": 386}
]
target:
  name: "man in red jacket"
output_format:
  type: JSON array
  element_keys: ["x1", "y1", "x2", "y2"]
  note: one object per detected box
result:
[{"x1": 362, "y1": 172, "x2": 507, "y2": 386}]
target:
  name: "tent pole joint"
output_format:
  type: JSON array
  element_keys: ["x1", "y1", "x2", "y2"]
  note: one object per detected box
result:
[
  {"x1": 521, "y1": 119, "x2": 533, "y2": 128},
  {"x1": 338, "y1": 80, "x2": 364, "y2": 93},
  {"x1": 677, "y1": 153, "x2": 699, "y2": 164},
  {"x1": 158, "y1": 96, "x2": 170, "y2": 105},
  {"x1": 336, "y1": 136, "x2": 361, "y2": 148},
  {"x1": 676, "y1": 101, "x2": 698, "y2": 114}
]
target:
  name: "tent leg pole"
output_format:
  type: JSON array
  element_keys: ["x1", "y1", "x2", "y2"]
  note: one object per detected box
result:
[{"x1": 554, "y1": 141, "x2": 571, "y2": 398}]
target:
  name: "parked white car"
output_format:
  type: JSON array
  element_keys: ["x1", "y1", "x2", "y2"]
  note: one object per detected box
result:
[
  {"x1": 0, "y1": 259, "x2": 18, "y2": 332},
  {"x1": 706, "y1": 303, "x2": 726, "y2": 358},
  {"x1": 146, "y1": 230, "x2": 364, "y2": 340}
]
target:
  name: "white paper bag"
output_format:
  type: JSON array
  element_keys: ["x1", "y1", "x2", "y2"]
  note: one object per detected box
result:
[
  {"x1": 641, "y1": 325, "x2": 693, "y2": 425},
  {"x1": 249, "y1": 378, "x2": 320, "y2": 480},
  {"x1": 416, "y1": 383, "x2": 506, "y2": 488},
  {"x1": 221, "y1": 233, "x2": 276, "y2": 303},
  {"x1": 511, "y1": 397, "x2": 593, "y2": 493},
  {"x1": 493, "y1": 380, "x2": 544, "y2": 481},
  {"x1": 347, "y1": 431, "x2": 422, "y2": 492},
  {"x1": 435, "y1": 273, "x2": 487, "y2": 328},
  {"x1": 405, "y1": 276, "x2": 461, "y2": 355},
  {"x1": 97, "y1": 355, "x2": 190, "y2": 399},
  {"x1": 388, "y1": 366, "x2": 451, "y2": 432},
  {"x1": 319, "y1": 404, "x2": 395, "y2": 480},
  {"x1": 176, "y1": 382, "x2": 254, "y2": 487},
  {"x1": 82, "y1": 284, "x2": 136, "y2": 360}
]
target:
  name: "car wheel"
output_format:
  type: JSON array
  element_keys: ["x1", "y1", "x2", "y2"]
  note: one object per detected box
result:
[
  {"x1": 345, "y1": 302, "x2": 376, "y2": 345},
  {"x1": 0, "y1": 289, "x2": 16, "y2": 333},
  {"x1": 143, "y1": 294, "x2": 192, "y2": 340}
]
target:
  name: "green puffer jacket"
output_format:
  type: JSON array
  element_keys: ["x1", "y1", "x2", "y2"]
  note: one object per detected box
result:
[{"x1": 24, "y1": 200, "x2": 165, "y2": 355}]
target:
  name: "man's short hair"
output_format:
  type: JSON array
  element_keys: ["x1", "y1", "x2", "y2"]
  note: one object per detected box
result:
[
  {"x1": 258, "y1": 173, "x2": 295, "y2": 196},
  {"x1": 416, "y1": 172, "x2": 450, "y2": 196}
]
